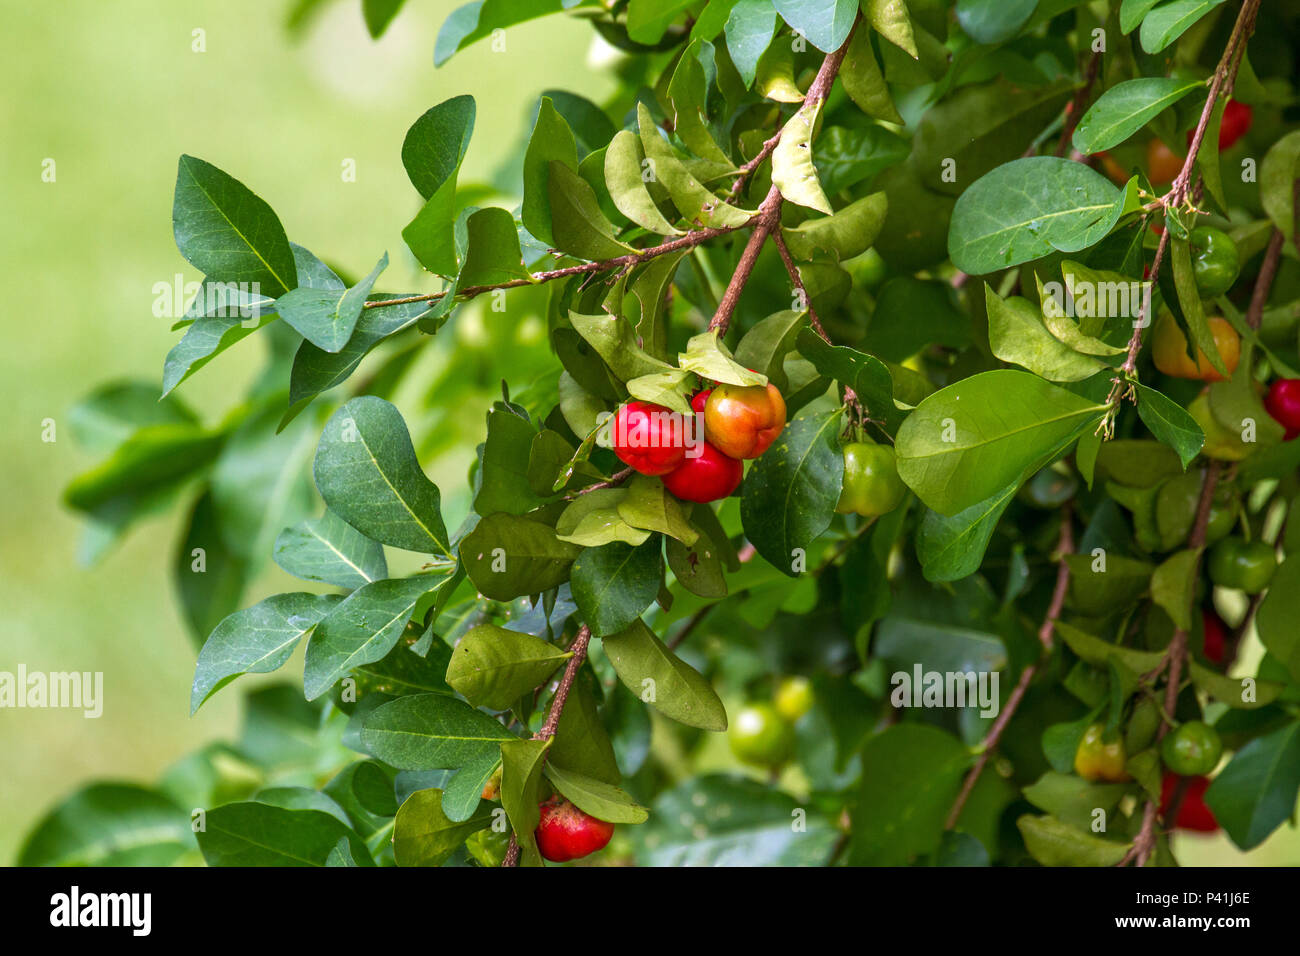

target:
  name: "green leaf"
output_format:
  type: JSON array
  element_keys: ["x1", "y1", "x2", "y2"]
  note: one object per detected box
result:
[
  {"x1": 172, "y1": 155, "x2": 297, "y2": 297},
  {"x1": 64, "y1": 423, "x2": 223, "y2": 516},
  {"x1": 617, "y1": 474, "x2": 699, "y2": 544},
  {"x1": 549, "y1": 160, "x2": 637, "y2": 260},
  {"x1": 1055, "y1": 620, "x2": 1165, "y2": 673},
  {"x1": 637, "y1": 104, "x2": 753, "y2": 229},
  {"x1": 1257, "y1": 556, "x2": 1300, "y2": 684},
  {"x1": 678, "y1": 329, "x2": 768, "y2": 386},
  {"x1": 849, "y1": 725, "x2": 970, "y2": 865},
  {"x1": 160, "y1": 285, "x2": 277, "y2": 397},
  {"x1": 601, "y1": 619, "x2": 728, "y2": 731},
  {"x1": 523, "y1": 97, "x2": 578, "y2": 246},
  {"x1": 191, "y1": 592, "x2": 341, "y2": 713},
  {"x1": 571, "y1": 538, "x2": 663, "y2": 636},
  {"x1": 1072, "y1": 78, "x2": 1203, "y2": 154},
  {"x1": 284, "y1": 295, "x2": 438, "y2": 423},
  {"x1": 605, "y1": 130, "x2": 683, "y2": 236},
  {"x1": 400, "y1": 96, "x2": 476, "y2": 275},
  {"x1": 18, "y1": 784, "x2": 193, "y2": 866},
  {"x1": 196, "y1": 803, "x2": 371, "y2": 866},
  {"x1": 1016, "y1": 814, "x2": 1131, "y2": 866},
  {"x1": 458, "y1": 208, "x2": 531, "y2": 286},
  {"x1": 1134, "y1": 383, "x2": 1204, "y2": 468},
  {"x1": 865, "y1": 0, "x2": 918, "y2": 58},
  {"x1": 445, "y1": 623, "x2": 571, "y2": 709},
  {"x1": 210, "y1": 401, "x2": 318, "y2": 566},
  {"x1": 1120, "y1": 0, "x2": 1162, "y2": 34},
  {"x1": 570, "y1": 310, "x2": 675, "y2": 381},
  {"x1": 734, "y1": 310, "x2": 807, "y2": 391},
  {"x1": 1170, "y1": 235, "x2": 1227, "y2": 376},
  {"x1": 1150, "y1": 548, "x2": 1199, "y2": 632},
  {"x1": 771, "y1": 0, "x2": 857, "y2": 53},
  {"x1": 841, "y1": 24, "x2": 902, "y2": 123},
  {"x1": 362, "y1": 0, "x2": 405, "y2": 37},
  {"x1": 986, "y1": 285, "x2": 1107, "y2": 382},
  {"x1": 434, "y1": 0, "x2": 571, "y2": 65},
  {"x1": 955, "y1": 0, "x2": 1037, "y2": 45},
  {"x1": 1139, "y1": 0, "x2": 1227, "y2": 54},
  {"x1": 550, "y1": 675, "x2": 622, "y2": 784},
  {"x1": 501, "y1": 737, "x2": 550, "y2": 866},
  {"x1": 274, "y1": 509, "x2": 388, "y2": 590},
  {"x1": 625, "y1": 368, "x2": 695, "y2": 415},
  {"x1": 276, "y1": 252, "x2": 388, "y2": 353},
  {"x1": 627, "y1": 0, "x2": 694, "y2": 43},
  {"x1": 461, "y1": 512, "x2": 583, "y2": 600},
  {"x1": 175, "y1": 491, "x2": 250, "y2": 645},
  {"x1": 633, "y1": 774, "x2": 837, "y2": 865},
  {"x1": 781, "y1": 192, "x2": 888, "y2": 262},
  {"x1": 303, "y1": 575, "x2": 438, "y2": 700},
  {"x1": 361, "y1": 693, "x2": 514, "y2": 818},
  {"x1": 915, "y1": 484, "x2": 1018, "y2": 583},
  {"x1": 1205, "y1": 720, "x2": 1300, "y2": 851},
  {"x1": 948, "y1": 157, "x2": 1125, "y2": 275},
  {"x1": 69, "y1": 381, "x2": 197, "y2": 454},
  {"x1": 1260, "y1": 131, "x2": 1300, "y2": 244},
  {"x1": 314, "y1": 397, "x2": 451, "y2": 557},
  {"x1": 543, "y1": 763, "x2": 649, "y2": 823},
  {"x1": 895, "y1": 370, "x2": 1107, "y2": 515},
  {"x1": 740, "y1": 409, "x2": 844, "y2": 575},
  {"x1": 772, "y1": 97, "x2": 832, "y2": 214},
  {"x1": 393, "y1": 788, "x2": 493, "y2": 867},
  {"x1": 860, "y1": 277, "x2": 971, "y2": 363},
  {"x1": 667, "y1": 40, "x2": 736, "y2": 169},
  {"x1": 556, "y1": 490, "x2": 654, "y2": 547},
  {"x1": 1187, "y1": 660, "x2": 1283, "y2": 710},
  {"x1": 474, "y1": 405, "x2": 546, "y2": 516},
  {"x1": 725, "y1": 0, "x2": 779, "y2": 88}
]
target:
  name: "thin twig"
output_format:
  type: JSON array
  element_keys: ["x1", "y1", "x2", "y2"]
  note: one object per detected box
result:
[
  {"x1": 945, "y1": 506, "x2": 1073, "y2": 830},
  {"x1": 771, "y1": 225, "x2": 827, "y2": 339},
  {"x1": 1055, "y1": 50, "x2": 1103, "y2": 158}
]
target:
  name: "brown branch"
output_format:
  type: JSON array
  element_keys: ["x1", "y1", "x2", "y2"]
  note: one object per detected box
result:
[
  {"x1": 771, "y1": 224, "x2": 827, "y2": 339},
  {"x1": 726, "y1": 130, "x2": 782, "y2": 201},
  {"x1": 945, "y1": 506, "x2": 1073, "y2": 830},
  {"x1": 1055, "y1": 50, "x2": 1103, "y2": 158},
  {"x1": 1246, "y1": 228, "x2": 1285, "y2": 331},
  {"x1": 567, "y1": 467, "x2": 633, "y2": 499},
  {"x1": 366, "y1": 221, "x2": 751, "y2": 311},
  {"x1": 707, "y1": 20, "x2": 857, "y2": 337},
  {"x1": 1121, "y1": 461, "x2": 1222, "y2": 866},
  {"x1": 502, "y1": 624, "x2": 594, "y2": 867}
]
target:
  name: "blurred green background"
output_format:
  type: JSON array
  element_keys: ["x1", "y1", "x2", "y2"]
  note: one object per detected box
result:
[{"x1": 0, "y1": 0, "x2": 1291, "y2": 866}]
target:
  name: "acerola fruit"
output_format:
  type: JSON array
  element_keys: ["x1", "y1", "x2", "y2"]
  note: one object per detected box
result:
[
  {"x1": 1264, "y1": 378, "x2": 1300, "y2": 440},
  {"x1": 612, "y1": 400, "x2": 687, "y2": 476},
  {"x1": 1202, "y1": 607, "x2": 1228, "y2": 665},
  {"x1": 1207, "y1": 537, "x2": 1277, "y2": 594},
  {"x1": 1188, "y1": 226, "x2": 1240, "y2": 298},
  {"x1": 836, "y1": 442, "x2": 906, "y2": 516},
  {"x1": 481, "y1": 766, "x2": 502, "y2": 801},
  {"x1": 1147, "y1": 138, "x2": 1184, "y2": 185},
  {"x1": 1074, "y1": 722, "x2": 1129, "y2": 782},
  {"x1": 1151, "y1": 312, "x2": 1240, "y2": 382},
  {"x1": 661, "y1": 440, "x2": 742, "y2": 503},
  {"x1": 704, "y1": 383, "x2": 787, "y2": 459},
  {"x1": 1160, "y1": 773, "x2": 1219, "y2": 832},
  {"x1": 729, "y1": 702, "x2": 794, "y2": 767},
  {"x1": 1161, "y1": 720, "x2": 1223, "y2": 776},
  {"x1": 534, "y1": 797, "x2": 615, "y2": 862},
  {"x1": 774, "y1": 676, "x2": 814, "y2": 723}
]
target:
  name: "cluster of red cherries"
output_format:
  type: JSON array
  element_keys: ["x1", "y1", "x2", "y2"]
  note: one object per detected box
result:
[{"x1": 611, "y1": 380, "x2": 787, "y2": 502}]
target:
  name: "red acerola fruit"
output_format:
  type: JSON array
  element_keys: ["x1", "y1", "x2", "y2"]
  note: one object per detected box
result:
[
  {"x1": 612, "y1": 400, "x2": 687, "y2": 476},
  {"x1": 1264, "y1": 378, "x2": 1300, "y2": 440},
  {"x1": 1160, "y1": 772, "x2": 1219, "y2": 833},
  {"x1": 1202, "y1": 607, "x2": 1228, "y2": 666},
  {"x1": 661, "y1": 440, "x2": 743, "y2": 503},
  {"x1": 534, "y1": 798, "x2": 615, "y2": 862},
  {"x1": 703, "y1": 383, "x2": 787, "y2": 459}
]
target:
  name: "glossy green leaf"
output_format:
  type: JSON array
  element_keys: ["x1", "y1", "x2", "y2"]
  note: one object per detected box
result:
[
  {"x1": 986, "y1": 285, "x2": 1107, "y2": 382},
  {"x1": 915, "y1": 484, "x2": 1017, "y2": 583},
  {"x1": 601, "y1": 619, "x2": 727, "y2": 731},
  {"x1": 772, "y1": 97, "x2": 832, "y2": 214},
  {"x1": 460, "y1": 512, "x2": 583, "y2": 600},
  {"x1": 1072, "y1": 78, "x2": 1203, "y2": 154},
  {"x1": 400, "y1": 96, "x2": 475, "y2": 275},
  {"x1": 1139, "y1": 0, "x2": 1227, "y2": 54},
  {"x1": 18, "y1": 784, "x2": 193, "y2": 866},
  {"x1": 523, "y1": 97, "x2": 578, "y2": 245},
  {"x1": 393, "y1": 788, "x2": 493, "y2": 867},
  {"x1": 955, "y1": 0, "x2": 1037, "y2": 45},
  {"x1": 895, "y1": 370, "x2": 1106, "y2": 515},
  {"x1": 571, "y1": 538, "x2": 663, "y2": 636},
  {"x1": 313, "y1": 397, "x2": 451, "y2": 557},
  {"x1": 500, "y1": 737, "x2": 550, "y2": 866},
  {"x1": 276, "y1": 252, "x2": 388, "y2": 353},
  {"x1": 543, "y1": 763, "x2": 649, "y2": 823},
  {"x1": 771, "y1": 0, "x2": 857, "y2": 53},
  {"x1": 445, "y1": 623, "x2": 571, "y2": 709},
  {"x1": 1134, "y1": 383, "x2": 1204, "y2": 468},
  {"x1": 1205, "y1": 720, "x2": 1300, "y2": 850},
  {"x1": 273, "y1": 509, "x2": 388, "y2": 590},
  {"x1": 1017, "y1": 814, "x2": 1131, "y2": 866},
  {"x1": 781, "y1": 192, "x2": 888, "y2": 262},
  {"x1": 196, "y1": 802, "x2": 372, "y2": 866},
  {"x1": 172, "y1": 155, "x2": 296, "y2": 297}
]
